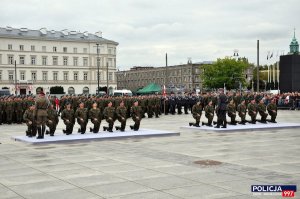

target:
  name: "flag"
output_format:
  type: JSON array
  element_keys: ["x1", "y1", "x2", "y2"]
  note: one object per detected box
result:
[
  {"x1": 163, "y1": 85, "x2": 166, "y2": 97},
  {"x1": 270, "y1": 52, "x2": 273, "y2": 59}
]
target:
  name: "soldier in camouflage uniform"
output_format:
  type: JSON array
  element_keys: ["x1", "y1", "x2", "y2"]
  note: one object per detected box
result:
[
  {"x1": 61, "y1": 103, "x2": 75, "y2": 135},
  {"x1": 247, "y1": 99, "x2": 257, "y2": 124},
  {"x1": 46, "y1": 104, "x2": 59, "y2": 136},
  {"x1": 237, "y1": 99, "x2": 247, "y2": 125},
  {"x1": 115, "y1": 101, "x2": 127, "y2": 132},
  {"x1": 257, "y1": 98, "x2": 268, "y2": 123},
  {"x1": 202, "y1": 100, "x2": 214, "y2": 127},
  {"x1": 5, "y1": 97, "x2": 14, "y2": 124},
  {"x1": 35, "y1": 90, "x2": 50, "y2": 139},
  {"x1": 154, "y1": 95, "x2": 160, "y2": 118},
  {"x1": 130, "y1": 100, "x2": 143, "y2": 131},
  {"x1": 103, "y1": 101, "x2": 115, "y2": 132},
  {"x1": 215, "y1": 89, "x2": 228, "y2": 128},
  {"x1": 23, "y1": 103, "x2": 36, "y2": 137},
  {"x1": 14, "y1": 97, "x2": 23, "y2": 124},
  {"x1": 267, "y1": 98, "x2": 277, "y2": 123},
  {"x1": 0, "y1": 98, "x2": 3, "y2": 125},
  {"x1": 227, "y1": 99, "x2": 237, "y2": 125},
  {"x1": 75, "y1": 102, "x2": 88, "y2": 134},
  {"x1": 147, "y1": 96, "x2": 155, "y2": 118},
  {"x1": 190, "y1": 101, "x2": 202, "y2": 127},
  {"x1": 89, "y1": 102, "x2": 102, "y2": 133}
]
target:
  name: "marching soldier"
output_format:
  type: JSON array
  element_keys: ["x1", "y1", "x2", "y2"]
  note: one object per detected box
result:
[
  {"x1": 257, "y1": 98, "x2": 268, "y2": 123},
  {"x1": 189, "y1": 101, "x2": 202, "y2": 127},
  {"x1": 23, "y1": 103, "x2": 36, "y2": 137},
  {"x1": 103, "y1": 101, "x2": 115, "y2": 132},
  {"x1": 267, "y1": 98, "x2": 277, "y2": 123},
  {"x1": 35, "y1": 89, "x2": 50, "y2": 139},
  {"x1": 130, "y1": 100, "x2": 143, "y2": 131},
  {"x1": 115, "y1": 101, "x2": 127, "y2": 132},
  {"x1": 75, "y1": 102, "x2": 88, "y2": 134},
  {"x1": 46, "y1": 104, "x2": 59, "y2": 136},
  {"x1": 61, "y1": 103, "x2": 75, "y2": 135},
  {"x1": 237, "y1": 99, "x2": 247, "y2": 125},
  {"x1": 202, "y1": 100, "x2": 214, "y2": 127},
  {"x1": 247, "y1": 99, "x2": 257, "y2": 124},
  {"x1": 89, "y1": 102, "x2": 102, "y2": 133},
  {"x1": 15, "y1": 97, "x2": 23, "y2": 124},
  {"x1": 227, "y1": 100, "x2": 237, "y2": 125}
]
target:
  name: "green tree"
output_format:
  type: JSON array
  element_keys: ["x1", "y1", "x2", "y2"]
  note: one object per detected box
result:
[{"x1": 201, "y1": 58, "x2": 249, "y2": 90}]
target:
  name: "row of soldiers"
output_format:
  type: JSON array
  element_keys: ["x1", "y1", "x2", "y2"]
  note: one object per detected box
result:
[
  {"x1": 23, "y1": 91, "x2": 144, "y2": 139},
  {"x1": 189, "y1": 90, "x2": 278, "y2": 128}
]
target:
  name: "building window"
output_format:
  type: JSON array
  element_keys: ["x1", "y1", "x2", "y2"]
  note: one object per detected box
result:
[
  {"x1": 108, "y1": 58, "x2": 112, "y2": 67},
  {"x1": 96, "y1": 58, "x2": 101, "y2": 66},
  {"x1": 42, "y1": 46, "x2": 46, "y2": 52},
  {"x1": 63, "y1": 72, "x2": 68, "y2": 81},
  {"x1": 8, "y1": 44, "x2": 12, "y2": 50},
  {"x1": 19, "y1": 56, "x2": 25, "y2": 65},
  {"x1": 42, "y1": 72, "x2": 48, "y2": 81},
  {"x1": 8, "y1": 55, "x2": 14, "y2": 64},
  {"x1": 8, "y1": 71, "x2": 14, "y2": 81},
  {"x1": 53, "y1": 72, "x2": 58, "y2": 81},
  {"x1": 73, "y1": 57, "x2": 78, "y2": 66},
  {"x1": 83, "y1": 48, "x2": 87, "y2": 53},
  {"x1": 83, "y1": 72, "x2": 88, "y2": 80},
  {"x1": 74, "y1": 72, "x2": 78, "y2": 81},
  {"x1": 53, "y1": 57, "x2": 58, "y2": 65},
  {"x1": 42, "y1": 57, "x2": 47, "y2": 65},
  {"x1": 0, "y1": 71, "x2": 2, "y2": 80},
  {"x1": 108, "y1": 48, "x2": 112, "y2": 54},
  {"x1": 0, "y1": 54, "x2": 2, "y2": 64},
  {"x1": 31, "y1": 72, "x2": 37, "y2": 81},
  {"x1": 31, "y1": 45, "x2": 35, "y2": 51},
  {"x1": 20, "y1": 72, "x2": 25, "y2": 80},
  {"x1": 63, "y1": 57, "x2": 68, "y2": 66},
  {"x1": 53, "y1": 46, "x2": 57, "y2": 52},
  {"x1": 83, "y1": 58, "x2": 88, "y2": 66},
  {"x1": 19, "y1": 45, "x2": 24, "y2": 51},
  {"x1": 109, "y1": 72, "x2": 113, "y2": 81},
  {"x1": 73, "y1": 48, "x2": 77, "y2": 53},
  {"x1": 63, "y1": 47, "x2": 67, "y2": 53},
  {"x1": 31, "y1": 56, "x2": 36, "y2": 65}
]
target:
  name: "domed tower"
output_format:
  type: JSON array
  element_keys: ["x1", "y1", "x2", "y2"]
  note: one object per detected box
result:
[{"x1": 289, "y1": 29, "x2": 299, "y2": 54}]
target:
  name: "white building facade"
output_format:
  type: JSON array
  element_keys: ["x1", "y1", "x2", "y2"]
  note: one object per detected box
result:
[{"x1": 0, "y1": 27, "x2": 118, "y2": 95}]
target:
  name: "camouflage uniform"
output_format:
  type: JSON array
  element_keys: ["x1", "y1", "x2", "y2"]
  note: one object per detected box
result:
[
  {"x1": 75, "y1": 107, "x2": 88, "y2": 134},
  {"x1": 5, "y1": 99, "x2": 14, "y2": 124},
  {"x1": 35, "y1": 94, "x2": 50, "y2": 139},
  {"x1": 257, "y1": 102, "x2": 268, "y2": 123},
  {"x1": 116, "y1": 105, "x2": 127, "y2": 131},
  {"x1": 247, "y1": 102, "x2": 257, "y2": 124},
  {"x1": 61, "y1": 108, "x2": 75, "y2": 135},
  {"x1": 237, "y1": 103, "x2": 247, "y2": 124},
  {"x1": 267, "y1": 102, "x2": 277, "y2": 123},
  {"x1": 103, "y1": 106, "x2": 116, "y2": 132},
  {"x1": 89, "y1": 107, "x2": 102, "y2": 133},
  {"x1": 227, "y1": 103, "x2": 237, "y2": 125},
  {"x1": 131, "y1": 105, "x2": 142, "y2": 131},
  {"x1": 191, "y1": 103, "x2": 202, "y2": 127},
  {"x1": 203, "y1": 104, "x2": 214, "y2": 126},
  {"x1": 23, "y1": 107, "x2": 36, "y2": 137},
  {"x1": 46, "y1": 107, "x2": 59, "y2": 136}
]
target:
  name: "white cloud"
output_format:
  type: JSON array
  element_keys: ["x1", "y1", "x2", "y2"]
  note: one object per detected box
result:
[{"x1": 0, "y1": 0, "x2": 299, "y2": 69}]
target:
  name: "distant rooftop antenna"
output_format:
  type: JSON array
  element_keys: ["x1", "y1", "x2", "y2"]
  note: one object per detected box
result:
[
  {"x1": 187, "y1": 57, "x2": 192, "y2": 64},
  {"x1": 40, "y1": 28, "x2": 47, "y2": 35}
]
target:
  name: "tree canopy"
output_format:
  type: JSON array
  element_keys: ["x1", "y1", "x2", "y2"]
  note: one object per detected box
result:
[{"x1": 201, "y1": 58, "x2": 250, "y2": 90}]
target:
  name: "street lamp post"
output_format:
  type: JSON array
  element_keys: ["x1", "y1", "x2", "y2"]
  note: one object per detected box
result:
[
  {"x1": 96, "y1": 44, "x2": 100, "y2": 95},
  {"x1": 14, "y1": 60, "x2": 17, "y2": 95},
  {"x1": 106, "y1": 62, "x2": 109, "y2": 95}
]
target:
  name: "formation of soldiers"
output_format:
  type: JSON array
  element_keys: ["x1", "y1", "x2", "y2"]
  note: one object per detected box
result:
[
  {"x1": 189, "y1": 89, "x2": 278, "y2": 128},
  {"x1": 0, "y1": 90, "x2": 279, "y2": 138}
]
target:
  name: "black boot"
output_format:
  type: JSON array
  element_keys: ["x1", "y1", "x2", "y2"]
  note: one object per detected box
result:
[
  {"x1": 221, "y1": 122, "x2": 227, "y2": 128},
  {"x1": 189, "y1": 122, "x2": 194, "y2": 126},
  {"x1": 103, "y1": 126, "x2": 107, "y2": 131},
  {"x1": 46, "y1": 130, "x2": 50, "y2": 135},
  {"x1": 37, "y1": 127, "x2": 42, "y2": 139},
  {"x1": 90, "y1": 127, "x2": 93, "y2": 132},
  {"x1": 130, "y1": 125, "x2": 134, "y2": 130},
  {"x1": 78, "y1": 128, "x2": 81, "y2": 133},
  {"x1": 41, "y1": 125, "x2": 46, "y2": 138},
  {"x1": 63, "y1": 129, "x2": 66, "y2": 134},
  {"x1": 115, "y1": 126, "x2": 120, "y2": 130},
  {"x1": 195, "y1": 122, "x2": 200, "y2": 127},
  {"x1": 50, "y1": 130, "x2": 54, "y2": 136}
]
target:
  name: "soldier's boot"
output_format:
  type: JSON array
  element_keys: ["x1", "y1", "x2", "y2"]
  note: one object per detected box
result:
[
  {"x1": 37, "y1": 127, "x2": 43, "y2": 139},
  {"x1": 214, "y1": 120, "x2": 221, "y2": 128},
  {"x1": 46, "y1": 130, "x2": 50, "y2": 135},
  {"x1": 78, "y1": 128, "x2": 81, "y2": 133},
  {"x1": 90, "y1": 127, "x2": 93, "y2": 132},
  {"x1": 202, "y1": 122, "x2": 205, "y2": 126},
  {"x1": 231, "y1": 118, "x2": 237, "y2": 125},
  {"x1": 133, "y1": 123, "x2": 139, "y2": 131},
  {"x1": 63, "y1": 129, "x2": 66, "y2": 134},
  {"x1": 26, "y1": 129, "x2": 30, "y2": 136},
  {"x1": 207, "y1": 119, "x2": 213, "y2": 127},
  {"x1": 50, "y1": 129, "x2": 55, "y2": 136},
  {"x1": 103, "y1": 126, "x2": 108, "y2": 131},
  {"x1": 221, "y1": 121, "x2": 227, "y2": 128},
  {"x1": 213, "y1": 121, "x2": 217, "y2": 125},
  {"x1": 130, "y1": 125, "x2": 134, "y2": 130},
  {"x1": 195, "y1": 121, "x2": 200, "y2": 127},
  {"x1": 251, "y1": 119, "x2": 256, "y2": 124},
  {"x1": 41, "y1": 125, "x2": 46, "y2": 138},
  {"x1": 115, "y1": 126, "x2": 120, "y2": 130},
  {"x1": 108, "y1": 123, "x2": 113, "y2": 132},
  {"x1": 189, "y1": 122, "x2": 194, "y2": 126},
  {"x1": 155, "y1": 114, "x2": 159, "y2": 118},
  {"x1": 120, "y1": 123, "x2": 125, "y2": 132},
  {"x1": 81, "y1": 126, "x2": 86, "y2": 134}
]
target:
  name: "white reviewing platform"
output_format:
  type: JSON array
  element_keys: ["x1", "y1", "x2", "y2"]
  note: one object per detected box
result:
[
  {"x1": 181, "y1": 122, "x2": 300, "y2": 132},
  {"x1": 12, "y1": 129, "x2": 179, "y2": 144}
]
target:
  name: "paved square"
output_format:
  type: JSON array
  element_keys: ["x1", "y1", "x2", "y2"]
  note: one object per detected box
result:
[{"x1": 0, "y1": 111, "x2": 299, "y2": 198}]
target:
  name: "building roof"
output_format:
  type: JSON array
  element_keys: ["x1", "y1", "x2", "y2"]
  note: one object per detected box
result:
[{"x1": 0, "y1": 26, "x2": 118, "y2": 45}]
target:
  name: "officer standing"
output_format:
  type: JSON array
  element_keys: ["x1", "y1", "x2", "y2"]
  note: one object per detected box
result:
[
  {"x1": 215, "y1": 89, "x2": 228, "y2": 128},
  {"x1": 34, "y1": 89, "x2": 50, "y2": 139}
]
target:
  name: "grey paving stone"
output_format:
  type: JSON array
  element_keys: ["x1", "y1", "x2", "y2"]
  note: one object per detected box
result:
[
  {"x1": 0, "y1": 173, "x2": 57, "y2": 186},
  {"x1": 65, "y1": 174, "x2": 126, "y2": 187},
  {"x1": 49, "y1": 168, "x2": 103, "y2": 179},
  {"x1": 135, "y1": 175, "x2": 200, "y2": 190},
  {"x1": 113, "y1": 169, "x2": 169, "y2": 180},
  {"x1": 0, "y1": 184, "x2": 19, "y2": 199},
  {"x1": 110, "y1": 190, "x2": 181, "y2": 199},
  {"x1": 84, "y1": 181, "x2": 153, "y2": 198}
]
